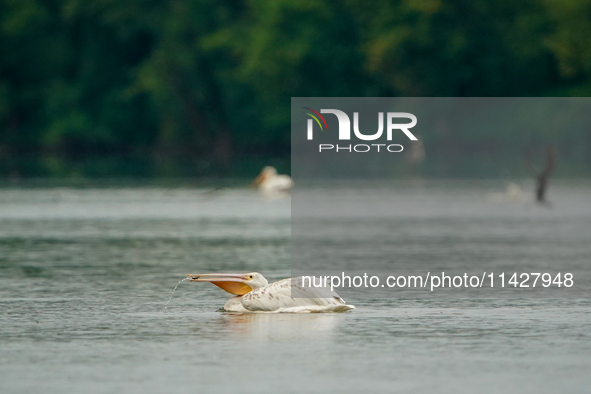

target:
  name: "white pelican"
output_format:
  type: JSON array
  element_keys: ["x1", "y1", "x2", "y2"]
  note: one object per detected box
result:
[
  {"x1": 488, "y1": 182, "x2": 527, "y2": 203},
  {"x1": 251, "y1": 166, "x2": 292, "y2": 194},
  {"x1": 187, "y1": 272, "x2": 355, "y2": 313}
]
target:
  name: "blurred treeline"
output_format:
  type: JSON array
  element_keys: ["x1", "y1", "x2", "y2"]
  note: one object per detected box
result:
[{"x1": 1, "y1": 0, "x2": 591, "y2": 178}]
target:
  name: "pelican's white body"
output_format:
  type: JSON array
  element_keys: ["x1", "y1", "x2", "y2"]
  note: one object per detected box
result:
[
  {"x1": 488, "y1": 182, "x2": 528, "y2": 203},
  {"x1": 258, "y1": 174, "x2": 292, "y2": 194},
  {"x1": 222, "y1": 278, "x2": 355, "y2": 313},
  {"x1": 253, "y1": 166, "x2": 292, "y2": 195},
  {"x1": 188, "y1": 272, "x2": 355, "y2": 313}
]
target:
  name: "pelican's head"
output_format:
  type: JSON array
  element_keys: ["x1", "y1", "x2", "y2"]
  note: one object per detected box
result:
[
  {"x1": 251, "y1": 166, "x2": 277, "y2": 188},
  {"x1": 187, "y1": 272, "x2": 269, "y2": 296}
]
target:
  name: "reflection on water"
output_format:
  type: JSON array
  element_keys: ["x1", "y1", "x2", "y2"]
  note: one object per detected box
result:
[
  {"x1": 0, "y1": 183, "x2": 590, "y2": 393},
  {"x1": 218, "y1": 313, "x2": 342, "y2": 341}
]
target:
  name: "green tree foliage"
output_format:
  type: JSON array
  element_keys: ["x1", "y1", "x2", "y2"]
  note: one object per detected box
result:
[
  {"x1": 0, "y1": 0, "x2": 590, "y2": 177},
  {"x1": 354, "y1": 0, "x2": 554, "y2": 95}
]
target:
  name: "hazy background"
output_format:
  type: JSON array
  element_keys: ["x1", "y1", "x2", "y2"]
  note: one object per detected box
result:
[{"x1": 1, "y1": 0, "x2": 591, "y2": 179}]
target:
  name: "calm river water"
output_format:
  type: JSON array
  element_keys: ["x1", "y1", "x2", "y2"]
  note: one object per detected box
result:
[{"x1": 0, "y1": 181, "x2": 589, "y2": 393}]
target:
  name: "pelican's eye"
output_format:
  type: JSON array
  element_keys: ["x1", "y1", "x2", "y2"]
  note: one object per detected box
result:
[{"x1": 247, "y1": 275, "x2": 254, "y2": 280}]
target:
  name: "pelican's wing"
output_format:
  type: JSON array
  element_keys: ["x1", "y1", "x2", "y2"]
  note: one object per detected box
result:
[{"x1": 239, "y1": 277, "x2": 355, "y2": 313}]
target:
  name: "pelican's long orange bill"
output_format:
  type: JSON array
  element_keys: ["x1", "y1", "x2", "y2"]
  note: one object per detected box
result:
[{"x1": 187, "y1": 274, "x2": 252, "y2": 296}]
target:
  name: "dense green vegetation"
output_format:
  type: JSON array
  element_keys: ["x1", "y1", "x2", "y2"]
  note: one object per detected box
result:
[{"x1": 1, "y1": 0, "x2": 590, "y2": 177}]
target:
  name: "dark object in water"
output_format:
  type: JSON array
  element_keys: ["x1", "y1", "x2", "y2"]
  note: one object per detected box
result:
[{"x1": 525, "y1": 145, "x2": 556, "y2": 203}]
